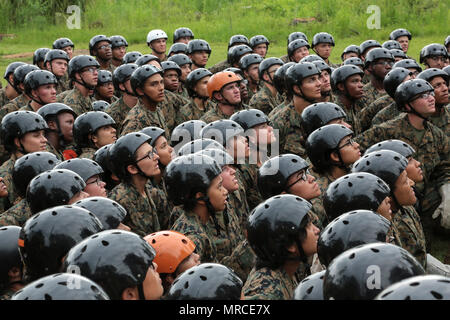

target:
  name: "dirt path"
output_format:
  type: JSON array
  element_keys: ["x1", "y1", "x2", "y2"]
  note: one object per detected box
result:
[{"x1": 1, "y1": 49, "x2": 89, "y2": 59}]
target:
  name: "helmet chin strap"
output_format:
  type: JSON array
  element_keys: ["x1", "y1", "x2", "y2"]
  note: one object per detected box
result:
[
  {"x1": 198, "y1": 195, "x2": 223, "y2": 236},
  {"x1": 74, "y1": 73, "x2": 96, "y2": 91},
  {"x1": 293, "y1": 86, "x2": 317, "y2": 104},
  {"x1": 406, "y1": 102, "x2": 429, "y2": 128}
]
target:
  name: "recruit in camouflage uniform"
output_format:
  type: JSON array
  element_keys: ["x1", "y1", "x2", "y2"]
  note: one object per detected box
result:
[
  {"x1": 170, "y1": 205, "x2": 255, "y2": 283},
  {"x1": 149, "y1": 179, "x2": 173, "y2": 230},
  {"x1": 18, "y1": 102, "x2": 35, "y2": 112},
  {"x1": 175, "y1": 99, "x2": 211, "y2": 125},
  {"x1": 371, "y1": 102, "x2": 402, "y2": 126},
  {"x1": 227, "y1": 185, "x2": 251, "y2": 233},
  {"x1": 0, "y1": 199, "x2": 33, "y2": 227},
  {"x1": 55, "y1": 76, "x2": 70, "y2": 95},
  {"x1": 0, "y1": 154, "x2": 19, "y2": 210},
  {"x1": 362, "y1": 81, "x2": 388, "y2": 108},
  {"x1": 359, "y1": 94, "x2": 394, "y2": 131},
  {"x1": 429, "y1": 104, "x2": 450, "y2": 137},
  {"x1": 155, "y1": 89, "x2": 190, "y2": 133},
  {"x1": 106, "y1": 96, "x2": 136, "y2": 133},
  {"x1": 108, "y1": 182, "x2": 161, "y2": 237},
  {"x1": 249, "y1": 83, "x2": 282, "y2": 116},
  {"x1": 332, "y1": 94, "x2": 366, "y2": 135},
  {"x1": 0, "y1": 94, "x2": 30, "y2": 120},
  {"x1": 387, "y1": 221, "x2": 404, "y2": 248},
  {"x1": 61, "y1": 86, "x2": 95, "y2": 117},
  {"x1": 0, "y1": 87, "x2": 10, "y2": 107},
  {"x1": 120, "y1": 99, "x2": 170, "y2": 138},
  {"x1": 208, "y1": 60, "x2": 231, "y2": 74},
  {"x1": 235, "y1": 163, "x2": 263, "y2": 211},
  {"x1": 393, "y1": 205, "x2": 427, "y2": 268},
  {"x1": 200, "y1": 102, "x2": 248, "y2": 123},
  {"x1": 56, "y1": 90, "x2": 71, "y2": 103}
]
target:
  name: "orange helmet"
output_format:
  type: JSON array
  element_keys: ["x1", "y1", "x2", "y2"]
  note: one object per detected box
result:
[
  {"x1": 207, "y1": 71, "x2": 242, "y2": 99},
  {"x1": 144, "y1": 230, "x2": 196, "y2": 274}
]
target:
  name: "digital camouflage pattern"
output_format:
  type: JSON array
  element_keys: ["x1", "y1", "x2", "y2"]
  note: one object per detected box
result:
[
  {"x1": 362, "y1": 81, "x2": 387, "y2": 108},
  {"x1": 0, "y1": 87, "x2": 9, "y2": 108},
  {"x1": 208, "y1": 60, "x2": 230, "y2": 74},
  {"x1": 78, "y1": 147, "x2": 96, "y2": 160},
  {"x1": 236, "y1": 163, "x2": 263, "y2": 211},
  {"x1": 149, "y1": 179, "x2": 173, "y2": 230},
  {"x1": 106, "y1": 96, "x2": 136, "y2": 133},
  {"x1": 371, "y1": 102, "x2": 402, "y2": 126},
  {"x1": 160, "y1": 89, "x2": 190, "y2": 133},
  {"x1": 429, "y1": 104, "x2": 450, "y2": 137},
  {"x1": 61, "y1": 86, "x2": 95, "y2": 117},
  {"x1": 108, "y1": 182, "x2": 161, "y2": 237},
  {"x1": 332, "y1": 94, "x2": 366, "y2": 135},
  {"x1": 0, "y1": 199, "x2": 32, "y2": 227},
  {"x1": 0, "y1": 94, "x2": 30, "y2": 122},
  {"x1": 175, "y1": 99, "x2": 211, "y2": 125},
  {"x1": 0, "y1": 154, "x2": 18, "y2": 209},
  {"x1": 200, "y1": 102, "x2": 248, "y2": 123},
  {"x1": 359, "y1": 94, "x2": 394, "y2": 131},
  {"x1": 249, "y1": 84, "x2": 281, "y2": 115}
]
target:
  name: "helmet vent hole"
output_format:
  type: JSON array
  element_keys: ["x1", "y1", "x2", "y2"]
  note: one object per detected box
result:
[
  {"x1": 182, "y1": 239, "x2": 188, "y2": 244},
  {"x1": 430, "y1": 291, "x2": 443, "y2": 300},
  {"x1": 44, "y1": 294, "x2": 52, "y2": 300},
  {"x1": 184, "y1": 281, "x2": 189, "y2": 289},
  {"x1": 264, "y1": 204, "x2": 269, "y2": 209},
  {"x1": 36, "y1": 283, "x2": 44, "y2": 288},
  {"x1": 349, "y1": 253, "x2": 355, "y2": 259},
  {"x1": 410, "y1": 282, "x2": 420, "y2": 287},
  {"x1": 200, "y1": 275, "x2": 207, "y2": 281},
  {"x1": 342, "y1": 220, "x2": 349, "y2": 225},
  {"x1": 370, "y1": 248, "x2": 380, "y2": 253},
  {"x1": 327, "y1": 227, "x2": 333, "y2": 234},
  {"x1": 306, "y1": 286, "x2": 314, "y2": 294},
  {"x1": 52, "y1": 211, "x2": 57, "y2": 216},
  {"x1": 81, "y1": 245, "x2": 87, "y2": 253},
  {"x1": 101, "y1": 240, "x2": 109, "y2": 246},
  {"x1": 348, "y1": 182, "x2": 353, "y2": 187}
]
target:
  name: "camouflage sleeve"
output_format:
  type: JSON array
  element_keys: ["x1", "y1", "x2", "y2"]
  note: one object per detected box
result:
[
  {"x1": 220, "y1": 239, "x2": 256, "y2": 283},
  {"x1": 120, "y1": 109, "x2": 141, "y2": 136},
  {"x1": 150, "y1": 185, "x2": 172, "y2": 230},
  {"x1": 430, "y1": 128, "x2": 450, "y2": 187},
  {"x1": 354, "y1": 123, "x2": 391, "y2": 153}
]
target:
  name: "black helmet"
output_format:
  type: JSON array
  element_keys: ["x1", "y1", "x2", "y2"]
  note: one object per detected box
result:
[
  {"x1": 285, "y1": 62, "x2": 321, "y2": 95},
  {"x1": 33, "y1": 48, "x2": 51, "y2": 66},
  {"x1": 375, "y1": 275, "x2": 450, "y2": 300},
  {"x1": 113, "y1": 63, "x2": 138, "y2": 91},
  {"x1": 305, "y1": 124, "x2": 354, "y2": 174},
  {"x1": 94, "y1": 144, "x2": 115, "y2": 182},
  {"x1": 323, "y1": 172, "x2": 391, "y2": 220},
  {"x1": 24, "y1": 70, "x2": 58, "y2": 96},
  {"x1": 53, "y1": 38, "x2": 74, "y2": 50},
  {"x1": 168, "y1": 53, "x2": 192, "y2": 67},
  {"x1": 68, "y1": 55, "x2": 100, "y2": 79},
  {"x1": 194, "y1": 148, "x2": 234, "y2": 168},
  {"x1": 300, "y1": 102, "x2": 347, "y2": 137},
  {"x1": 223, "y1": 67, "x2": 245, "y2": 79},
  {"x1": 130, "y1": 65, "x2": 163, "y2": 96},
  {"x1": 123, "y1": 51, "x2": 143, "y2": 64},
  {"x1": 161, "y1": 61, "x2": 181, "y2": 77},
  {"x1": 390, "y1": 49, "x2": 407, "y2": 59},
  {"x1": 134, "y1": 49, "x2": 159, "y2": 68},
  {"x1": 1, "y1": 111, "x2": 48, "y2": 153},
  {"x1": 288, "y1": 39, "x2": 310, "y2": 59},
  {"x1": 331, "y1": 65, "x2": 364, "y2": 91},
  {"x1": 228, "y1": 35, "x2": 250, "y2": 49},
  {"x1": 312, "y1": 60, "x2": 332, "y2": 74},
  {"x1": 200, "y1": 119, "x2": 244, "y2": 146},
  {"x1": 352, "y1": 150, "x2": 408, "y2": 189},
  {"x1": 110, "y1": 35, "x2": 128, "y2": 48},
  {"x1": 359, "y1": 40, "x2": 381, "y2": 56},
  {"x1": 89, "y1": 35, "x2": 111, "y2": 56},
  {"x1": 108, "y1": 132, "x2": 152, "y2": 181},
  {"x1": 37, "y1": 103, "x2": 76, "y2": 123},
  {"x1": 420, "y1": 43, "x2": 448, "y2": 64},
  {"x1": 247, "y1": 195, "x2": 313, "y2": 266},
  {"x1": 312, "y1": 32, "x2": 335, "y2": 47},
  {"x1": 13, "y1": 64, "x2": 40, "y2": 90},
  {"x1": 341, "y1": 45, "x2": 360, "y2": 61},
  {"x1": 288, "y1": 32, "x2": 308, "y2": 45},
  {"x1": 318, "y1": 210, "x2": 391, "y2": 267},
  {"x1": 187, "y1": 39, "x2": 211, "y2": 55},
  {"x1": 12, "y1": 151, "x2": 61, "y2": 198},
  {"x1": 44, "y1": 49, "x2": 69, "y2": 66},
  {"x1": 3, "y1": 62, "x2": 26, "y2": 82},
  {"x1": 230, "y1": 108, "x2": 269, "y2": 132},
  {"x1": 343, "y1": 57, "x2": 364, "y2": 68},
  {"x1": 418, "y1": 68, "x2": 449, "y2": 85},
  {"x1": 239, "y1": 53, "x2": 264, "y2": 71},
  {"x1": 0, "y1": 226, "x2": 22, "y2": 291},
  {"x1": 140, "y1": 126, "x2": 166, "y2": 147},
  {"x1": 393, "y1": 59, "x2": 422, "y2": 73},
  {"x1": 176, "y1": 138, "x2": 225, "y2": 157},
  {"x1": 365, "y1": 139, "x2": 415, "y2": 159},
  {"x1": 300, "y1": 55, "x2": 324, "y2": 63},
  {"x1": 92, "y1": 100, "x2": 110, "y2": 112},
  {"x1": 258, "y1": 57, "x2": 284, "y2": 80},
  {"x1": 257, "y1": 154, "x2": 309, "y2": 199},
  {"x1": 168, "y1": 43, "x2": 188, "y2": 57},
  {"x1": 97, "y1": 70, "x2": 113, "y2": 86},
  {"x1": 446, "y1": 36, "x2": 450, "y2": 48},
  {"x1": 166, "y1": 263, "x2": 242, "y2": 300},
  {"x1": 26, "y1": 169, "x2": 86, "y2": 214},
  {"x1": 54, "y1": 158, "x2": 104, "y2": 183},
  {"x1": 389, "y1": 28, "x2": 412, "y2": 41},
  {"x1": 171, "y1": 120, "x2": 207, "y2": 150},
  {"x1": 185, "y1": 68, "x2": 212, "y2": 97},
  {"x1": 19, "y1": 205, "x2": 103, "y2": 281},
  {"x1": 164, "y1": 153, "x2": 221, "y2": 206},
  {"x1": 323, "y1": 242, "x2": 425, "y2": 300},
  {"x1": 74, "y1": 197, "x2": 127, "y2": 230},
  {"x1": 382, "y1": 40, "x2": 402, "y2": 51},
  {"x1": 394, "y1": 78, "x2": 434, "y2": 109},
  {"x1": 73, "y1": 111, "x2": 116, "y2": 148},
  {"x1": 383, "y1": 67, "x2": 413, "y2": 98},
  {"x1": 62, "y1": 230, "x2": 156, "y2": 300},
  {"x1": 249, "y1": 35, "x2": 270, "y2": 49},
  {"x1": 273, "y1": 62, "x2": 295, "y2": 94},
  {"x1": 12, "y1": 273, "x2": 110, "y2": 300},
  {"x1": 173, "y1": 27, "x2": 194, "y2": 43},
  {"x1": 293, "y1": 270, "x2": 325, "y2": 300},
  {"x1": 227, "y1": 45, "x2": 253, "y2": 65},
  {"x1": 364, "y1": 48, "x2": 394, "y2": 69}
]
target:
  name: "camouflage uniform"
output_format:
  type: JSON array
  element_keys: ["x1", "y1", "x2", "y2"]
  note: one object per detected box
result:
[
  {"x1": 280, "y1": 54, "x2": 289, "y2": 63},
  {"x1": 177, "y1": 84, "x2": 190, "y2": 99},
  {"x1": 121, "y1": 99, "x2": 170, "y2": 138},
  {"x1": 393, "y1": 205, "x2": 427, "y2": 268},
  {"x1": 363, "y1": 82, "x2": 387, "y2": 108},
  {"x1": 372, "y1": 102, "x2": 401, "y2": 126},
  {"x1": 56, "y1": 90, "x2": 71, "y2": 103},
  {"x1": 106, "y1": 96, "x2": 136, "y2": 133},
  {"x1": 0, "y1": 87, "x2": 10, "y2": 107},
  {"x1": 387, "y1": 222, "x2": 403, "y2": 247},
  {"x1": 429, "y1": 104, "x2": 450, "y2": 137},
  {"x1": 0, "y1": 94, "x2": 30, "y2": 121},
  {"x1": 18, "y1": 102, "x2": 35, "y2": 112},
  {"x1": 269, "y1": 103, "x2": 307, "y2": 158},
  {"x1": 78, "y1": 147, "x2": 96, "y2": 160},
  {"x1": 157, "y1": 90, "x2": 190, "y2": 133},
  {"x1": 0, "y1": 154, "x2": 18, "y2": 209},
  {"x1": 249, "y1": 84, "x2": 281, "y2": 115},
  {"x1": 362, "y1": 73, "x2": 370, "y2": 85},
  {"x1": 108, "y1": 182, "x2": 160, "y2": 237},
  {"x1": 310, "y1": 197, "x2": 329, "y2": 230},
  {"x1": 313, "y1": 172, "x2": 336, "y2": 195},
  {"x1": 355, "y1": 113, "x2": 450, "y2": 221},
  {"x1": 359, "y1": 94, "x2": 394, "y2": 131},
  {"x1": 227, "y1": 186, "x2": 251, "y2": 233},
  {"x1": 0, "y1": 199, "x2": 32, "y2": 227},
  {"x1": 200, "y1": 103, "x2": 248, "y2": 123},
  {"x1": 246, "y1": 83, "x2": 261, "y2": 105},
  {"x1": 0, "y1": 288, "x2": 16, "y2": 300},
  {"x1": 236, "y1": 163, "x2": 263, "y2": 211},
  {"x1": 99, "y1": 62, "x2": 116, "y2": 73},
  {"x1": 175, "y1": 99, "x2": 211, "y2": 125},
  {"x1": 208, "y1": 60, "x2": 230, "y2": 74},
  {"x1": 332, "y1": 94, "x2": 366, "y2": 135},
  {"x1": 56, "y1": 76, "x2": 70, "y2": 95},
  {"x1": 62, "y1": 86, "x2": 95, "y2": 117},
  {"x1": 149, "y1": 179, "x2": 173, "y2": 230},
  {"x1": 243, "y1": 267, "x2": 300, "y2": 300}
]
